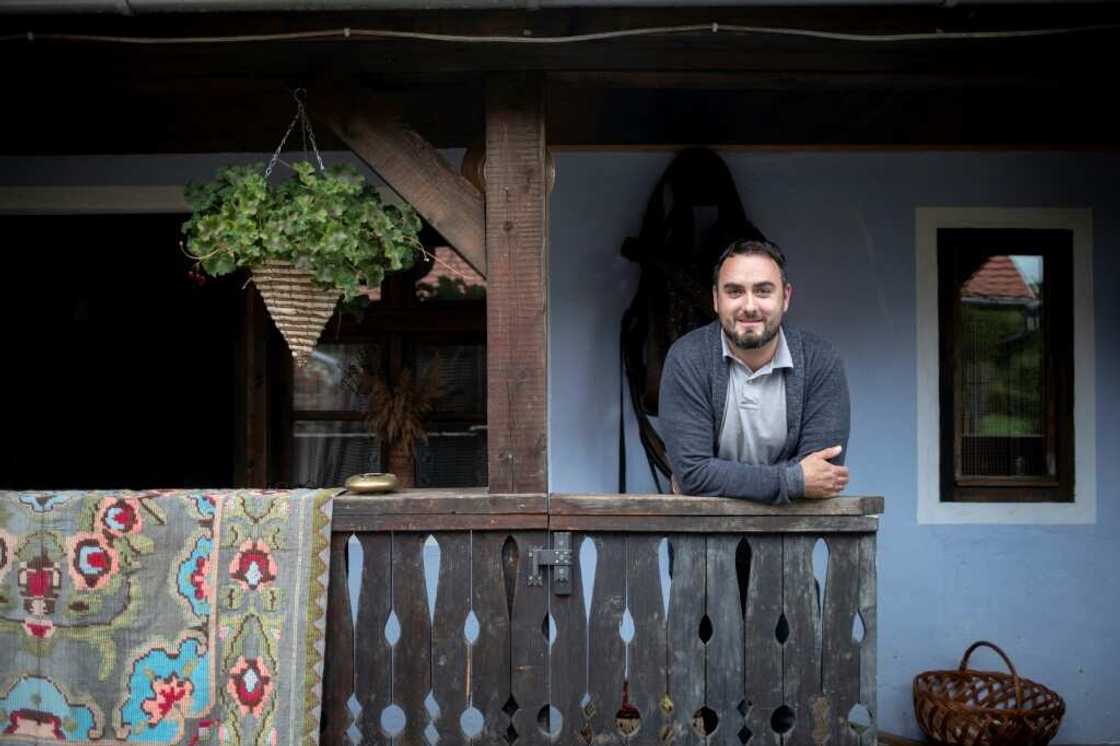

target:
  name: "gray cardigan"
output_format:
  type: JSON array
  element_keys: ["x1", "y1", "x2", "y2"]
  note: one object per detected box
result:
[{"x1": 658, "y1": 321, "x2": 850, "y2": 504}]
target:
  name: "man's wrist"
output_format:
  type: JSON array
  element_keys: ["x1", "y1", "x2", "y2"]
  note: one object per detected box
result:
[{"x1": 786, "y1": 462, "x2": 805, "y2": 499}]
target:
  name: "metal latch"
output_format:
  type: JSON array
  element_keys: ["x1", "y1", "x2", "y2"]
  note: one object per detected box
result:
[{"x1": 528, "y1": 532, "x2": 572, "y2": 595}]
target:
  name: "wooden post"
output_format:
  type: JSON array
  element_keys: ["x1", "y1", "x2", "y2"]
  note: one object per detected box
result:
[
  {"x1": 320, "y1": 532, "x2": 355, "y2": 744},
  {"x1": 484, "y1": 74, "x2": 549, "y2": 494},
  {"x1": 235, "y1": 284, "x2": 269, "y2": 488}
]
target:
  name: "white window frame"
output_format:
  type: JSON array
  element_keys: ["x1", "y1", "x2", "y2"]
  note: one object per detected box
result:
[{"x1": 916, "y1": 207, "x2": 1096, "y2": 525}]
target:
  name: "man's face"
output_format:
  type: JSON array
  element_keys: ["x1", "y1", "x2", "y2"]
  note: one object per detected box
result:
[{"x1": 712, "y1": 252, "x2": 792, "y2": 351}]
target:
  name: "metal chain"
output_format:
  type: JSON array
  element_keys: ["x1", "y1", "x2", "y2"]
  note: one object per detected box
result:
[
  {"x1": 299, "y1": 105, "x2": 308, "y2": 162},
  {"x1": 265, "y1": 88, "x2": 325, "y2": 178},
  {"x1": 299, "y1": 93, "x2": 326, "y2": 172},
  {"x1": 264, "y1": 107, "x2": 300, "y2": 179}
]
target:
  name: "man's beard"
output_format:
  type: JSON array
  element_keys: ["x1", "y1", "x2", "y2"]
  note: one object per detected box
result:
[{"x1": 722, "y1": 316, "x2": 781, "y2": 350}]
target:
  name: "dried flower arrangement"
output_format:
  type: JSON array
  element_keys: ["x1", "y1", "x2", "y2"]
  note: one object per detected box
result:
[{"x1": 346, "y1": 355, "x2": 443, "y2": 487}]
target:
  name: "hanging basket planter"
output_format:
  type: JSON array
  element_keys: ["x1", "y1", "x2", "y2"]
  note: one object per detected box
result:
[
  {"x1": 180, "y1": 89, "x2": 423, "y2": 366},
  {"x1": 250, "y1": 259, "x2": 340, "y2": 368}
]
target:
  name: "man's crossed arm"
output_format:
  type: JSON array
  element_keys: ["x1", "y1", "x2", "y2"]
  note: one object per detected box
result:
[{"x1": 659, "y1": 341, "x2": 850, "y2": 504}]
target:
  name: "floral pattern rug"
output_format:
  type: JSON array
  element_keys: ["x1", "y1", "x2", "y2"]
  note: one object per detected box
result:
[{"x1": 0, "y1": 489, "x2": 335, "y2": 745}]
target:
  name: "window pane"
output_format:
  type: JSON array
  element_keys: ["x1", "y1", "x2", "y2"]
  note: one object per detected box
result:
[
  {"x1": 957, "y1": 254, "x2": 1046, "y2": 477},
  {"x1": 416, "y1": 344, "x2": 486, "y2": 419},
  {"x1": 415, "y1": 430, "x2": 487, "y2": 487},
  {"x1": 291, "y1": 420, "x2": 380, "y2": 487},
  {"x1": 293, "y1": 343, "x2": 376, "y2": 411}
]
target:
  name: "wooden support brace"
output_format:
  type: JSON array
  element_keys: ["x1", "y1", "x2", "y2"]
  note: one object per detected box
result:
[
  {"x1": 485, "y1": 73, "x2": 549, "y2": 494},
  {"x1": 315, "y1": 89, "x2": 487, "y2": 277}
]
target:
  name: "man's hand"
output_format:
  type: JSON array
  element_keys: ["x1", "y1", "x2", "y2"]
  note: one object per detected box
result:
[{"x1": 800, "y1": 445, "x2": 849, "y2": 499}]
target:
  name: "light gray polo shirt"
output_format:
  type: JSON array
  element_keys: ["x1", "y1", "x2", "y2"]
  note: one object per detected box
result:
[{"x1": 718, "y1": 328, "x2": 794, "y2": 465}]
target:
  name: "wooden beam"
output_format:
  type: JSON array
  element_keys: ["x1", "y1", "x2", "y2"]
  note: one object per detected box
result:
[
  {"x1": 314, "y1": 88, "x2": 487, "y2": 276},
  {"x1": 485, "y1": 73, "x2": 549, "y2": 494},
  {"x1": 548, "y1": 70, "x2": 1078, "y2": 92},
  {"x1": 7, "y1": 70, "x2": 1118, "y2": 152},
  {"x1": 10, "y1": 6, "x2": 1120, "y2": 80}
]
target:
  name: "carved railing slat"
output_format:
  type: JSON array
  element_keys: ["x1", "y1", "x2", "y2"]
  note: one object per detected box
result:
[
  {"x1": 743, "y1": 535, "x2": 784, "y2": 746},
  {"x1": 706, "y1": 534, "x2": 747, "y2": 742},
  {"x1": 666, "y1": 535, "x2": 707, "y2": 742},
  {"x1": 783, "y1": 536, "x2": 824, "y2": 746},
  {"x1": 586, "y1": 533, "x2": 627, "y2": 743},
  {"x1": 550, "y1": 531, "x2": 588, "y2": 744},
  {"x1": 391, "y1": 533, "x2": 432, "y2": 743},
  {"x1": 356, "y1": 533, "x2": 392, "y2": 745},
  {"x1": 823, "y1": 536, "x2": 862, "y2": 746},
  {"x1": 509, "y1": 531, "x2": 551, "y2": 745},
  {"x1": 627, "y1": 535, "x2": 669, "y2": 743},
  {"x1": 322, "y1": 533, "x2": 356, "y2": 745},
  {"x1": 858, "y1": 534, "x2": 879, "y2": 746},
  {"x1": 470, "y1": 532, "x2": 514, "y2": 742},
  {"x1": 431, "y1": 532, "x2": 471, "y2": 743}
]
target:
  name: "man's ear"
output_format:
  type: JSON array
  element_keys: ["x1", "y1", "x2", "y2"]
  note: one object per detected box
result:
[
  {"x1": 783, "y1": 282, "x2": 792, "y2": 313},
  {"x1": 712, "y1": 285, "x2": 719, "y2": 314}
]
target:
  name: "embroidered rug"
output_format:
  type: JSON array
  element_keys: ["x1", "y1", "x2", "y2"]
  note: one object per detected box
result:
[{"x1": 0, "y1": 489, "x2": 335, "y2": 745}]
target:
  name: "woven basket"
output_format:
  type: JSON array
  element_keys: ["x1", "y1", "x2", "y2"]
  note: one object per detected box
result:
[
  {"x1": 914, "y1": 641, "x2": 1064, "y2": 746},
  {"x1": 250, "y1": 259, "x2": 340, "y2": 368}
]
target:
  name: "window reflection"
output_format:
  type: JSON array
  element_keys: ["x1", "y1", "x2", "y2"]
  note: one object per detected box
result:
[
  {"x1": 957, "y1": 254, "x2": 1046, "y2": 477},
  {"x1": 293, "y1": 344, "x2": 374, "y2": 411}
]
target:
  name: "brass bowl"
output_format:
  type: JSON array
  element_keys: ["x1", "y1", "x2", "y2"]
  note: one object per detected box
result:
[{"x1": 344, "y1": 472, "x2": 399, "y2": 494}]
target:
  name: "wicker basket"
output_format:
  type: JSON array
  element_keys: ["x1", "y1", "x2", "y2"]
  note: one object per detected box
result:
[
  {"x1": 250, "y1": 259, "x2": 340, "y2": 368},
  {"x1": 913, "y1": 641, "x2": 1065, "y2": 746}
]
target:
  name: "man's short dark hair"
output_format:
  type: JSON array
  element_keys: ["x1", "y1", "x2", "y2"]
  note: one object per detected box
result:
[{"x1": 712, "y1": 239, "x2": 788, "y2": 286}]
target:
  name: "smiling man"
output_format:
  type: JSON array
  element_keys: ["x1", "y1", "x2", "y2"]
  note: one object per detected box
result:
[{"x1": 659, "y1": 239, "x2": 851, "y2": 504}]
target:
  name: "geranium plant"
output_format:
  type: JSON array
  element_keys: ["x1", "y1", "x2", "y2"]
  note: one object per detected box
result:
[{"x1": 182, "y1": 161, "x2": 423, "y2": 301}]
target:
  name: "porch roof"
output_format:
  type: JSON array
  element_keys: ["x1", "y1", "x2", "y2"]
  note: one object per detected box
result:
[{"x1": 2, "y1": 4, "x2": 1119, "y2": 152}]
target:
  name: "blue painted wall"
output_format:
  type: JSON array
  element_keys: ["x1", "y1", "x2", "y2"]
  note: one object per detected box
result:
[{"x1": 549, "y1": 150, "x2": 1120, "y2": 742}]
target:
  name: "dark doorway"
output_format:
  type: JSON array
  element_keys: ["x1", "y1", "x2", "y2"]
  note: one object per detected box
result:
[{"x1": 0, "y1": 213, "x2": 241, "y2": 489}]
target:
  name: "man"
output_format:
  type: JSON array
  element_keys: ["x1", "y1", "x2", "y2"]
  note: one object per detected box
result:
[{"x1": 659, "y1": 239, "x2": 850, "y2": 504}]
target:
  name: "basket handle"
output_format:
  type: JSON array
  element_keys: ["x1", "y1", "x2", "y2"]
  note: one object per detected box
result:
[{"x1": 959, "y1": 641, "x2": 1023, "y2": 709}]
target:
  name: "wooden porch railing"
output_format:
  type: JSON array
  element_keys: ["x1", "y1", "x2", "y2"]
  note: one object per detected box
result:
[{"x1": 322, "y1": 491, "x2": 882, "y2": 745}]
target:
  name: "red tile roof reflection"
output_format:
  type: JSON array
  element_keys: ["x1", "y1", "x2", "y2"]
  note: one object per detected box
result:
[
  {"x1": 360, "y1": 246, "x2": 485, "y2": 301},
  {"x1": 962, "y1": 255, "x2": 1035, "y2": 301},
  {"x1": 416, "y1": 246, "x2": 485, "y2": 297}
]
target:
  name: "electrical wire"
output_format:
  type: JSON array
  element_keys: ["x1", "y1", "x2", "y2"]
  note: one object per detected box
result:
[{"x1": 3, "y1": 21, "x2": 1119, "y2": 46}]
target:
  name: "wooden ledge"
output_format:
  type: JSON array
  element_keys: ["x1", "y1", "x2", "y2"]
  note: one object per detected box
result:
[
  {"x1": 549, "y1": 494, "x2": 884, "y2": 516},
  {"x1": 332, "y1": 489, "x2": 547, "y2": 531},
  {"x1": 332, "y1": 491, "x2": 881, "y2": 532},
  {"x1": 548, "y1": 494, "x2": 882, "y2": 533}
]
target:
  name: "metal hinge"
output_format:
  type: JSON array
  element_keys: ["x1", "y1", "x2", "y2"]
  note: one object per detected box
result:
[{"x1": 527, "y1": 532, "x2": 572, "y2": 595}]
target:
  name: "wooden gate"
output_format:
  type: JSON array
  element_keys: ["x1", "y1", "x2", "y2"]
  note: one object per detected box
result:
[{"x1": 322, "y1": 492, "x2": 881, "y2": 745}]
